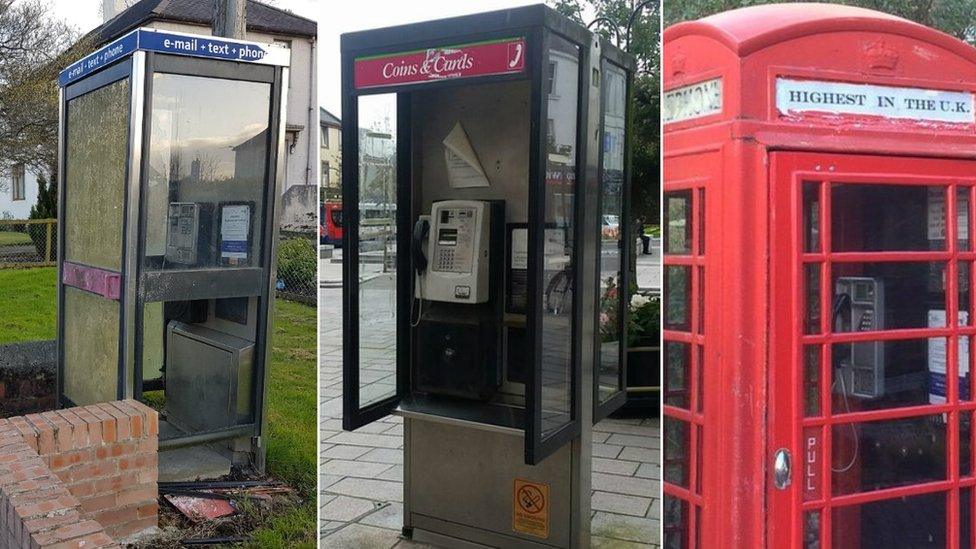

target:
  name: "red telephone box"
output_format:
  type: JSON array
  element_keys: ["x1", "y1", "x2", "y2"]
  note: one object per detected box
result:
[{"x1": 664, "y1": 5, "x2": 976, "y2": 548}]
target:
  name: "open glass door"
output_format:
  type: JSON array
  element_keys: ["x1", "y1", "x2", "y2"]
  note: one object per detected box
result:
[
  {"x1": 769, "y1": 151, "x2": 976, "y2": 548},
  {"x1": 59, "y1": 63, "x2": 132, "y2": 406},
  {"x1": 525, "y1": 30, "x2": 584, "y2": 464},
  {"x1": 594, "y1": 57, "x2": 632, "y2": 421},
  {"x1": 342, "y1": 92, "x2": 405, "y2": 430}
]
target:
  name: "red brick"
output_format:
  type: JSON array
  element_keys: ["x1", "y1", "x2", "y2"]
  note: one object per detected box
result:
[
  {"x1": 109, "y1": 515, "x2": 156, "y2": 539},
  {"x1": 94, "y1": 405, "x2": 128, "y2": 441},
  {"x1": 109, "y1": 402, "x2": 142, "y2": 439},
  {"x1": 55, "y1": 410, "x2": 89, "y2": 450},
  {"x1": 92, "y1": 505, "x2": 137, "y2": 530},
  {"x1": 115, "y1": 485, "x2": 155, "y2": 508},
  {"x1": 25, "y1": 415, "x2": 57, "y2": 456},
  {"x1": 78, "y1": 493, "x2": 115, "y2": 515}
]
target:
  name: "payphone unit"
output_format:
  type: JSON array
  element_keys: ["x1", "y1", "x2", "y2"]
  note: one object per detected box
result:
[
  {"x1": 57, "y1": 28, "x2": 289, "y2": 476},
  {"x1": 834, "y1": 277, "x2": 885, "y2": 399},
  {"x1": 341, "y1": 5, "x2": 635, "y2": 548}
]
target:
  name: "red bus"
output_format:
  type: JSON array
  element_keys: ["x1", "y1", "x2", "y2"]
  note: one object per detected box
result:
[{"x1": 320, "y1": 200, "x2": 342, "y2": 245}]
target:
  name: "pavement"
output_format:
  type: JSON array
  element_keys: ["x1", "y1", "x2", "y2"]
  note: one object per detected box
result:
[{"x1": 319, "y1": 246, "x2": 661, "y2": 548}]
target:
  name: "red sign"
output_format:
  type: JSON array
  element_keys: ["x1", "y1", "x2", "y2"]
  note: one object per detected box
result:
[{"x1": 355, "y1": 37, "x2": 526, "y2": 90}]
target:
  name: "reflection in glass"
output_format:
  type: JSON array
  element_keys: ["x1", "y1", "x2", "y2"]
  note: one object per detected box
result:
[
  {"x1": 665, "y1": 266, "x2": 691, "y2": 331},
  {"x1": 146, "y1": 74, "x2": 271, "y2": 269},
  {"x1": 831, "y1": 184, "x2": 942, "y2": 252},
  {"x1": 357, "y1": 94, "x2": 398, "y2": 408},
  {"x1": 804, "y1": 511, "x2": 820, "y2": 549},
  {"x1": 831, "y1": 415, "x2": 945, "y2": 496},
  {"x1": 803, "y1": 182, "x2": 820, "y2": 253},
  {"x1": 665, "y1": 341, "x2": 690, "y2": 409},
  {"x1": 964, "y1": 488, "x2": 972, "y2": 549},
  {"x1": 664, "y1": 416, "x2": 690, "y2": 487},
  {"x1": 960, "y1": 187, "x2": 971, "y2": 251},
  {"x1": 540, "y1": 36, "x2": 579, "y2": 437},
  {"x1": 804, "y1": 346, "x2": 820, "y2": 417},
  {"x1": 805, "y1": 263, "x2": 821, "y2": 334},
  {"x1": 665, "y1": 190, "x2": 691, "y2": 254},
  {"x1": 596, "y1": 62, "x2": 627, "y2": 404},
  {"x1": 663, "y1": 495, "x2": 689, "y2": 549},
  {"x1": 831, "y1": 491, "x2": 945, "y2": 548},
  {"x1": 964, "y1": 412, "x2": 972, "y2": 477}
]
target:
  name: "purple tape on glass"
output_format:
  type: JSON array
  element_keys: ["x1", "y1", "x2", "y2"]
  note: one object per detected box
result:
[{"x1": 61, "y1": 262, "x2": 122, "y2": 300}]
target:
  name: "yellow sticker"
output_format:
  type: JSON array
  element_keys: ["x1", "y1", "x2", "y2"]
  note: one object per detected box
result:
[{"x1": 513, "y1": 478, "x2": 550, "y2": 539}]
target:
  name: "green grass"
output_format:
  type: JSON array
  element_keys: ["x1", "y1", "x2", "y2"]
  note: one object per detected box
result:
[
  {"x1": 0, "y1": 267, "x2": 317, "y2": 545},
  {"x1": 248, "y1": 299, "x2": 317, "y2": 548},
  {"x1": 0, "y1": 267, "x2": 56, "y2": 342},
  {"x1": 0, "y1": 231, "x2": 32, "y2": 246}
]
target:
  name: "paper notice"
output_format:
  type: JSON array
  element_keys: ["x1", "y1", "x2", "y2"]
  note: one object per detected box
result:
[
  {"x1": 443, "y1": 122, "x2": 490, "y2": 188},
  {"x1": 221, "y1": 205, "x2": 250, "y2": 260}
]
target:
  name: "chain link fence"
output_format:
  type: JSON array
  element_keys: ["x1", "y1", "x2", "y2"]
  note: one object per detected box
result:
[
  {"x1": 0, "y1": 219, "x2": 56, "y2": 269},
  {"x1": 275, "y1": 231, "x2": 316, "y2": 304}
]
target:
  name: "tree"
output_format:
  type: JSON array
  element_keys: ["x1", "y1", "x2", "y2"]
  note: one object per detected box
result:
[
  {"x1": 0, "y1": 1, "x2": 85, "y2": 185},
  {"x1": 664, "y1": 0, "x2": 976, "y2": 43}
]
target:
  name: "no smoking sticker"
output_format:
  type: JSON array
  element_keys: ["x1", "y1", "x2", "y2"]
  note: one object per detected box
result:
[{"x1": 513, "y1": 478, "x2": 549, "y2": 538}]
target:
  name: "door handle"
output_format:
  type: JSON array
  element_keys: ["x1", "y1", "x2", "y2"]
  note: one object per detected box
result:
[{"x1": 773, "y1": 448, "x2": 792, "y2": 490}]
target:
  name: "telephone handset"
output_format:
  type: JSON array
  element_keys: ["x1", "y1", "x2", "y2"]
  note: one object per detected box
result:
[
  {"x1": 833, "y1": 277, "x2": 885, "y2": 399},
  {"x1": 412, "y1": 217, "x2": 430, "y2": 274}
]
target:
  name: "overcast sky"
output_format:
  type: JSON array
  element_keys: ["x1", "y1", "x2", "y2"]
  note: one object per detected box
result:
[{"x1": 45, "y1": 1, "x2": 594, "y2": 119}]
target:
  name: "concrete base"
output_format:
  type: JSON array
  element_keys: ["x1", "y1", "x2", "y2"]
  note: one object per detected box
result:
[{"x1": 158, "y1": 446, "x2": 232, "y2": 482}]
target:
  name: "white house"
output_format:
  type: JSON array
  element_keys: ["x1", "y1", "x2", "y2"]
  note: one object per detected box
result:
[{"x1": 0, "y1": 165, "x2": 40, "y2": 220}]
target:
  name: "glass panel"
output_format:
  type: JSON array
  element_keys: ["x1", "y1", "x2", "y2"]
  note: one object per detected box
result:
[
  {"x1": 959, "y1": 187, "x2": 971, "y2": 251},
  {"x1": 962, "y1": 262, "x2": 972, "y2": 328},
  {"x1": 964, "y1": 487, "x2": 973, "y2": 549},
  {"x1": 697, "y1": 266, "x2": 705, "y2": 334},
  {"x1": 665, "y1": 190, "x2": 691, "y2": 254},
  {"x1": 697, "y1": 188, "x2": 705, "y2": 254},
  {"x1": 63, "y1": 287, "x2": 119, "y2": 405},
  {"x1": 664, "y1": 416, "x2": 690, "y2": 487},
  {"x1": 596, "y1": 62, "x2": 627, "y2": 405},
  {"x1": 832, "y1": 262, "x2": 945, "y2": 332},
  {"x1": 696, "y1": 345, "x2": 704, "y2": 413},
  {"x1": 804, "y1": 510, "x2": 821, "y2": 549},
  {"x1": 830, "y1": 338, "x2": 962, "y2": 412},
  {"x1": 830, "y1": 184, "x2": 942, "y2": 251},
  {"x1": 357, "y1": 94, "x2": 398, "y2": 408},
  {"x1": 664, "y1": 341, "x2": 690, "y2": 409},
  {"x1": 663, "y1": 495, "x2": 689, "y2": 549},
  {"x1": 665, "y1": 265, "x2": 691, "y2": 331},
  {"x1": 145, "y1": 74, "x2": 271, "y2": 269},
  {"x1": 805, "y1": 263, "x2": 821, "y2": 334},
  {"x1": 831, "y1": 415, "x2": 945, "y2": 495},
  {"x1": 803, "y1": 182, "x2": 821, "y2": 253},
  {"x1": 64, "y1": 78, "x2": 130, "y2": 271},
  {"x1": 963, "y1": 412, "x2": 972, "y2": 477},
  {"x1": 831, "y1": 492, "x2": 945, "y2": 548},
  {"x1": 540, "y1": 35, "x2": 579, "y2": 437},
  {"x1": 804, "y1": 346, "x2": 821, "y2": 416}
]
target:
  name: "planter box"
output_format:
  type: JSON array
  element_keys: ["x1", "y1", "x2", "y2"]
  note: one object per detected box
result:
[{"x1": 624, "y1": 345, "x2": 659, "y2": 411}]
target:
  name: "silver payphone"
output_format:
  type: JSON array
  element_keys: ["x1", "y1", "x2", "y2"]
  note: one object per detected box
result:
[{"x1": 834, "y1": 276, "x2": 885, "y2": 399}]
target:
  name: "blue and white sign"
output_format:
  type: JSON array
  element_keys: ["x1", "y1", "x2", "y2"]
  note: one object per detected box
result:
[{"x1": 59, "y1": 28, "x2": 290, "y2": 87}]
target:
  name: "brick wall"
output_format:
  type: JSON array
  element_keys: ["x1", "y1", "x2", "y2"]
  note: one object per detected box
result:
[{"x1": 0, "y1": 400, "x2": 159, "y2": 547}]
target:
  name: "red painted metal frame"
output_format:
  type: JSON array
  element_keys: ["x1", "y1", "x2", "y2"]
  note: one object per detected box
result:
[
  {"x1": 664, "y1": 4, "x2": 976, "y2": 548},
  {"x1": 770, "y1": 152, "x2": 976, "y2": 548}
]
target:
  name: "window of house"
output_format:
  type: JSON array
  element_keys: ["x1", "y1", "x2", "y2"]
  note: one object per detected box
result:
[
  {"x1": 321, "y1": 126, "x2": 329, "y2": 148},
  {"x1": 322, "y1": 161, "x2": 330, "y2": 186},
  {"x1": 11, "y1": 164, "x2": 24, "y2": 201},
  {"x1": 547, "y1": 61, "x2": 557, "y2": 95}
]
